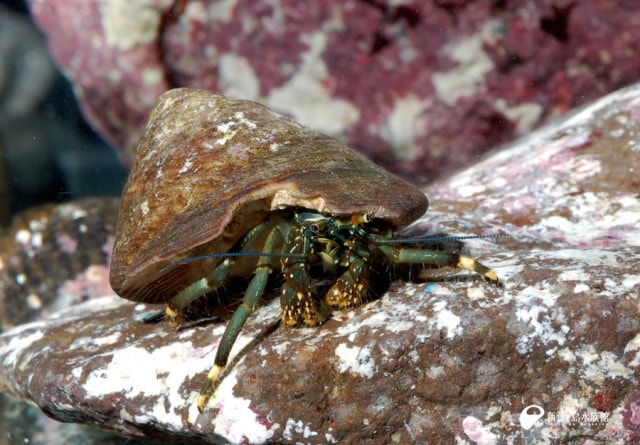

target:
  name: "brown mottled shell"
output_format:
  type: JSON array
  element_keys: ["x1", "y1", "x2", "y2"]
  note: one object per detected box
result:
[{"x1": 109, "y1": 88, "x2": 428, "y2": 303}]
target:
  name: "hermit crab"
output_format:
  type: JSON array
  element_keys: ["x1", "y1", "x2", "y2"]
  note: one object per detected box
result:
[{"x1": 109, "y1": 88, "x2": 501, "y2": 412}]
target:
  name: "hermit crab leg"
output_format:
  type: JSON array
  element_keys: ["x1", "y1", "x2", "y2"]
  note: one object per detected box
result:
[
  {"x1": 197, "y1": 223, "x2": 285, "y2": 412},
  {"x1": 377, "y1": 245, "x2": 502, "y2": 285},
  {"x1": 280, "y1": 224, "x2": 323, "y2": 327},
  {"x1": 325, "y1": 241, "x2": 371, "y2": 308},
  {"x1": 164, "y1": 220, "x2": 274, "y2": 327}
]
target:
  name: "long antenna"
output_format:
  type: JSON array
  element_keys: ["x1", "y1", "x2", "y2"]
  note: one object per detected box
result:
[
  {"x1": 381, "y1": 234, "x2": 509, "y2": 244},
  {"x1": 162, "y1": 251, "x2": 308, "y2": 270},
  {"x1": 163, "y1": 234, "x2": 508, "y2": 271}
]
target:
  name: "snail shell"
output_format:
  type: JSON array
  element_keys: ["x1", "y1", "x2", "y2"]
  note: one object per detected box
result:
[{"x1": 109, "y1": 88, "x2": 428, "y2": 304}]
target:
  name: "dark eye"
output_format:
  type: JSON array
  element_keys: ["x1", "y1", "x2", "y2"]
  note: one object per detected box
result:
[
  {"x1": 365, "y1": 212, "x2": 374, "y2": 223},
  {"x1": 310, "y1": 223, "x2": 320, "y2": 233}
]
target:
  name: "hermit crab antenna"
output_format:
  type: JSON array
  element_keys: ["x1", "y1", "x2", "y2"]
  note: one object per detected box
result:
[
  {"x1": 383, "y1": 234, "x2": 510, "y2": 244},
  {"x1": 161, "y1": 251, "x2": 308, "y2": 271}
]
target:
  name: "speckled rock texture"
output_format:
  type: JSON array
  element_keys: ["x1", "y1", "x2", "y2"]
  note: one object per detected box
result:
[
  {"x1": 0, "y1": 197, "x2": 148, "y2": 444},
  {"x1": 0, "y1": 81, "x2": 639, "y2": 443},
  {"x1": 0, "y1": 198, "x2": 119, "y2": 329},
  {"x1": 27, "y1": 0, "x2": 640, "y2": 180}
]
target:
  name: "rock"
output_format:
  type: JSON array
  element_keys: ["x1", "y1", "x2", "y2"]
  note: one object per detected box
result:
[
  {"x1": 0, "y1": 82, "x2": 639, "y2": 443},
  {"x1": 26, "y1": 1, "x2": 640, "y2": 180},
  {"x1": 0, "y1": 197, "x2": 149, "y2": 444},
  {"x1": 0, "y1": 198, "x2": 119, "y2": 329}
]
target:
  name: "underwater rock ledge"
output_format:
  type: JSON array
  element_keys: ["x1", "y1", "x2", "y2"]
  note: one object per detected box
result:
[{"x1": 0, "y1": 82, "x2": 639, "y2": 443}]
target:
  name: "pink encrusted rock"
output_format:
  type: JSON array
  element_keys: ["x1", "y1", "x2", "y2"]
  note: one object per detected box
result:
[
  {"x1": 0, "y1": 81, "x2": 639, "y2": 443},
  {"x1": 27, "y1": 0, "x2": 640, "y2": 180},
  {"x1": 0, "y1": 198, "x2": 119, "y2": 329}
]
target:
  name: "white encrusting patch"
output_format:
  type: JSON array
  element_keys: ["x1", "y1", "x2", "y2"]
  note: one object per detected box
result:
[
  {"x1": 178, "y1": 157, "x2": 194, "y2": 174},
  {"x1": 198, "y1": 367, "x2": 275, "y2": 444},
  {"x1": 100, "y1": 0, "x2": 162, "y2": 50},
  {"x1": 622, "y1": 274, "x2": 640, "y2": 289},
  {"x1": 494, "y1": 98, "x2": 543, "y2": 134},
  {"x1": 14, "y1": 227, "x2": 46, "y2": 258},
  {"x1": 574, "y1": 345, "x2": 633, "y2": 383},
  {"x1": 5, "y1": 295, "x2": 278, "y2": 444},
  {"x1": 266, "y1": 31, "x2": 360, "y2": 136},
  {"x1": 462, "y1": 416, "x2": 498, "y2": 445},
  {"x1": 625, "y1": 333, "x2": 640, "y2": 367},
  {"x1": 283, "y1": 418, "x2": 319, "y2": 441},
  {"x1": 426, "y1": 365, "x2": 446, "y2": 379},
  {"x1": 218, "y1": 53, "x2": 260, "y2": 100},
  {"x1": 214, "y1": 111, "x2": 258, "y2": 146},
  {"x1": 77, "y1": 326, "x2": 274, "y2": 443},
  {"x1": 429, "y1": 300, "x2": 462, "y2": 339},
  {"x1": 2, "y1": 328, "x2": 45, "y2": 369},
  {"x1": 379, "y1": 94, "x2": 429, "y2": 161},
  {"x1": 335, "y1": 343, "x2": 375, "y2": 378},
  {"x1": 140, "y1": 200, "x2": 150, "y2": 216},
  {"x1": 572, "y1": 283, "x2": 589, "y2": 293},
  {"x1": 431, "y1": 33, "x2": 494, "y2": 105},
  {"x1": 334, "y1": 310, "x2": 389, "y2": 342},
  {"x1": 514, "y1": 298, "x2": 569, "y2": 355},
  {"x1": 466, "y1": 287, "x2": 486, "y2": 301},
  {"x1": 82, "y1": 342, "x2": 204, "y2": 418},
  {"x1": 457, "y1": 184, "x2": 487, "y2": 198}
]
